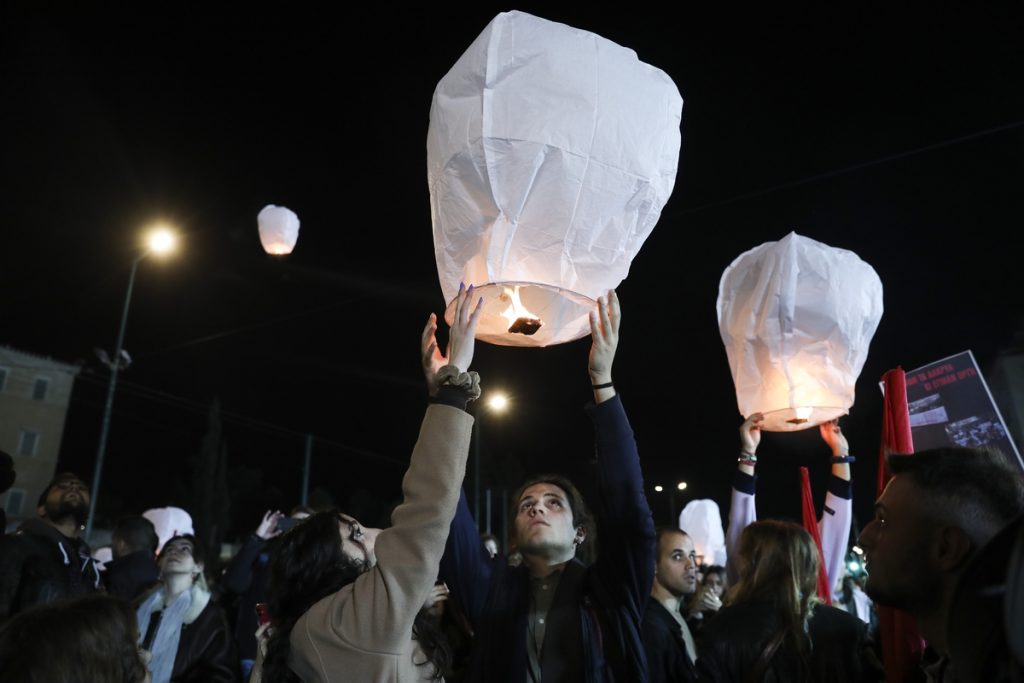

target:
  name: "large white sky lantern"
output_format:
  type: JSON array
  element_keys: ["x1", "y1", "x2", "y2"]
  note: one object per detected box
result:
[
  {"x1": 258, "y1": 205, "x2": 300, "y2": 255},
  {"x1": 717, "y1": 232, "x2": 884, "y2": 432},
  {"x1": 427, "y1": 11, "x2": 683, "y2": 346}
]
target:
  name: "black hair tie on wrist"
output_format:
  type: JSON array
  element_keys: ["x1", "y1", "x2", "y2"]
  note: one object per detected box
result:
[
  {"x1": 831, "y1": 455, "x2": 856, "y2": 464},
  {"x1": 592, "y1": 381, "x2": 614, "y2": 390}
]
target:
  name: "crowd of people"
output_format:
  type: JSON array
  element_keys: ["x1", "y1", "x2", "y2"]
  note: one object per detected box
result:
[{"x1": 1, "y1": 287, "x2": 1022, "y2": 682}]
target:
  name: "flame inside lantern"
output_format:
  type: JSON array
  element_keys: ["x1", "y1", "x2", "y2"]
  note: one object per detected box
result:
[
  {"x1": 499, "y1": 285, "x2": 543, "y2": 335},
  {"x1": 786, "y1": 406, "x2": 814, "y2": 425}
]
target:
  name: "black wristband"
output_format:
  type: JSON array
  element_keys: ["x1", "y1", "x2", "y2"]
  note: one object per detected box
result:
[
  {"x1": 831, "y1": 455, "x2": 856, "y2": 464},
  {"x1": 592, "y1": 381, "x2": 614, "y2": 390}
]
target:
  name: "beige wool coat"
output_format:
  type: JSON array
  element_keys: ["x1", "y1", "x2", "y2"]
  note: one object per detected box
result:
[{"x1": 289, "y1": 403, "x2": 473, "y2": 683}]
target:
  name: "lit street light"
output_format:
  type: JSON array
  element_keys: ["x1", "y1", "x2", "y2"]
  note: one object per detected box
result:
[
  {"x1": 85, "y1": 225, "x2": 179, "y2": 540},
  {"x1": 653, "y1": 480, "x2": 689, "y2": 526},
  {"x1": 473, "y1": 390, "x2": 509, "y2": 532}
]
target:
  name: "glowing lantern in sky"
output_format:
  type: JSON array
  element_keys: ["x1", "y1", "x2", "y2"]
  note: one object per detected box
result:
[
  {"x1": 258, "y1": 205, "x2": 300, "y2": 255},
  {"x1": 427, "y1": 10, "x2": 683, "y2": 346},
  {"x1": 717, "y1": 232, "x2": 883, "y2": 431}
]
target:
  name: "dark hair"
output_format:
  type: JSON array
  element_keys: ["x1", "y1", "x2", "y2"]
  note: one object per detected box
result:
[
  {"x1": 653, "y1": 526, "x2": 690, "y2": 563},
  {"x1": 702, "y1": 564, "x2": 727, "y2": 583},
  {"x1": 0, "y1": 593, "x2": 148, "y2": 683},
  {"x1": 113, "y1": 515, "x2": 159, "y2": 555},
  {"x1": 160, "y1": 533, "x2": 205, "y2": 565},
  {"x1": 729, "y1": 520, "x2": 820, "y2": 675},
  {"x1": 262, "y1": 510, "x2": 450, "y2": 682},
  {"x1": 36, "y1": 472, "x2": 87, "y2": 506},
  {"x1": 510, "y1": 474, "x2": 594, "y2": 554},
  {"x1": 888, "y1": 446, "x2": 1024, "y2": 545}
]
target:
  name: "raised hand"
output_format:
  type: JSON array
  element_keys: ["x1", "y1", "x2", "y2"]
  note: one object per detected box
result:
[
  {"x1": 255, "y1": 510, "x2": 284, "y2": 540},
  {"x1": 739, "y1": 413, "x2": 763, "y2": 456},
  {"x1": 819, "y1": 419, "x2": 849, "y2": 456},
  {"x1": 421, "y1": 283, "x2": 484, "y2": 396},
  {"x1": 588, "y1": 290, "x2": 620, "y2": 385}
]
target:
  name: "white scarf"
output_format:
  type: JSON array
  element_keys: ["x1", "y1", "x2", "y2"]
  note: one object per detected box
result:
[{"x1": 136, "y1": 586, "x2": 193, "y2": 683}]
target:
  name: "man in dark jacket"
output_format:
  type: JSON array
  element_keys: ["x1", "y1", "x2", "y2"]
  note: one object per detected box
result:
[
  {"x1": 440, "y1": 291, "x2": 657, "y2": 682},
  {"x1": 0, "y1": 472, "x2": 102, "y2": 622},
  {"x1": 104, "y1": 515, "x2": 160, "y2": 601},
  {"x1": 642, "y1": 528, "x2": 699, "y2": 683}
]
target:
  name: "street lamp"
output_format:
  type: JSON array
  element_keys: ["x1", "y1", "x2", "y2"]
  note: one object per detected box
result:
[
  {"x1": 473, "y1": 390, "x2": 509, "y2": 531},
  {"x1": 652, "y1": 480, "x2": 688, "y2": 526},
  {"x1": 85, "y1": 225, "x2": 179, "y2": 540}
]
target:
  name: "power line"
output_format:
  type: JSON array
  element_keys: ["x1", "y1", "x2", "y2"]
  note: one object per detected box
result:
[{"x1": 678, "y1": 118, "x2": 1024, "y2": 215}]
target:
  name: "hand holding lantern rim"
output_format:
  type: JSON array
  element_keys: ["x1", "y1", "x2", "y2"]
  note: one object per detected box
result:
[
  {"x1": 819, "y1": 418, "x2": 849, "y2": 456},
  {"x1": 421, "y1": 283, "x2": 484, "y2": 396},
  {"x1": 588, "y1": 290, "x2": 620, "y2": 394},
  {"x1": 739, "y1": 412, "x2": 764, "y2": 456}
]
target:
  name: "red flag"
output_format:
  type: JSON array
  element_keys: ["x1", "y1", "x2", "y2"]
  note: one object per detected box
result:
[
  {"x1": 799, "y1": 466, "x2": 832, "y2": 605},
  {"x1": 877, "y1": 368, "x2": 925, "y2": 682}
]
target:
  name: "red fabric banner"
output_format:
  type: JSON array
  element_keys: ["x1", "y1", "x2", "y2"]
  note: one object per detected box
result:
[
  {"x1": 877, "y1": 368, "x2": 925, "y2": 683},
  {"x1": 799, "y1": 466, "x2": 832, "y2": 605}
]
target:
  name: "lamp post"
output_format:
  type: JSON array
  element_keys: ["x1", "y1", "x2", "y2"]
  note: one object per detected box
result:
[
  {"x1": 85, "y1": 227, "x2": 178, "y2": 540},
  {"x1": 472, "y1": 390, "x2": 509, "y2": 530},
  {"x1": 653, "y1": 480, "x2": 688, "y2": 526}
]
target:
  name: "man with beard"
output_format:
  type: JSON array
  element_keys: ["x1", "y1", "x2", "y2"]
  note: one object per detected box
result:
[
  {"x1": 0, "y1": 472, "x2": 102, "y2": 622},
  {"x1": 858, "y1": 447, "x2": 1024, "y2": 681},
  {"x1": 642, "y1": 528, "x2": 700, "y2": 683}
]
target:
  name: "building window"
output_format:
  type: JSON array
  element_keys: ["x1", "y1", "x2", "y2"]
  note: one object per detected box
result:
[
  {"x1": 32, "y1": 377, "x2": 49, "y2": 401},
  {"x1": 18, "y1": 430, "x2": 39, "y2": 457},
  {"x1": 0, "y1": 367, "x2": 7, "y2": 392},
  {"x1": 4, "y1": 489, "x2": 25, "y2": 517}
]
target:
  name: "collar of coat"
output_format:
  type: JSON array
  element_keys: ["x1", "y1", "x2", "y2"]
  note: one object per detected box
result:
[{"x1": 140, "y1": 580, "x2": 212, "y2": 625}]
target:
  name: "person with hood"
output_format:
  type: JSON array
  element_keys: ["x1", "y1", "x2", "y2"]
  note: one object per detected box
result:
[{"x1": 0, "y1": 471, "x2": 102, "y2": 622}]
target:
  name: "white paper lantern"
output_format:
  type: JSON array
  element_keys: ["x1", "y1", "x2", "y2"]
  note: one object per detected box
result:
[
  {"x1": 427, "y1": 11, "x2": 683, "y2": 346},
  {"x1": 679, "y1": 499, "x2": 727, "y2": 568},
  {"x1": 717, "y1": 232, "x2": 883, "y2": 431},
  {"x1": 258, "y1": 205, "x2": 300, "y2": 255},
  {"x1": 142, "y1": 506, "x2": 195, "y2": 554}
]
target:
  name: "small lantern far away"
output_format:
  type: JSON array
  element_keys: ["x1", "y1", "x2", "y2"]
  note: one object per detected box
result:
[
  {"x1": 258, "y1": 205, "x2": 300, "y2": 255},
  {"x1": 716, "y1": 232, "x2": 883, "y2": 432},
  {"x1": 427, "y1": 10, "x2": 683, "y2": 347}
]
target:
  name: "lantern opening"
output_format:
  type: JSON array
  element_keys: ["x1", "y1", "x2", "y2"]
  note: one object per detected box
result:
[
  {"x1": 263, "y1": 243, "x2": 292, "y2": 256},
  {"x1": 500, "y1": 286, "x2": 543, "y2": 336},
  {"x1": 786, "y1": 406, "x2": 814, "y2": 425}
]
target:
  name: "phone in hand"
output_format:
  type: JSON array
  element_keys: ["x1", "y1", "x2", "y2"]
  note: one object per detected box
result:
[{"x1": 275, "y1": 516, "x2": 299, "y2": 533}]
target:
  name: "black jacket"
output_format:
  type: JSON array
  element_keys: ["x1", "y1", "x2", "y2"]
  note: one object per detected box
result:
[
  {"x1": 697, "y1": 600, "x2": 883, "y2": 683},
  {"x1": 103, "y1": 550, "x2": 160, "y2": 602},
  {"x1": 220, "y1": 534, "x2": 270, "y2": 661},
  {"x1": 0, "y1": 518, "x2": 101, "y2": 622},
  {"x1": 642, "y1": 600, "x2": 698, "y2": 683},
  {"x1": 136, "y1": 584, "x2": 239, "y2": 683}
]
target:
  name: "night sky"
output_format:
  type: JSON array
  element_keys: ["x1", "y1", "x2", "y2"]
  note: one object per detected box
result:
[{"x1": 2, "y1": 6, "x2": 1022, "y2": 543}]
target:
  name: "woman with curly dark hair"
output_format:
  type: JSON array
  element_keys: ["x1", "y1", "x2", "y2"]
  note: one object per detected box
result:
[
  {"x1": 254, "y1": 286, "x2": 482, "y2": 682},
  {"x1": 0, "y1": 593, "x2": 150, "y2": 683},
  {"x1": 697, "y1": 520, "x2": 882, "y2": 682}
]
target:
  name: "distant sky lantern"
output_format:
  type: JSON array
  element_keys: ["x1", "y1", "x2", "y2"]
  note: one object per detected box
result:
[
  {"x1": 717, "y1": 232, "x2": 884, "y2": 432},
  {"x1": 427, "y1": 10, "x2": 683, "y2": 346},
  {"x1": 258, "y1": 204, "x2": 300, "y2": 255}
]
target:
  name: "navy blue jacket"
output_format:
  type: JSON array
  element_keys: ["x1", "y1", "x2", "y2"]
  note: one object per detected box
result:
[{"x1": 440, "y1": 395, "x2": 655, "y2": 682}]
